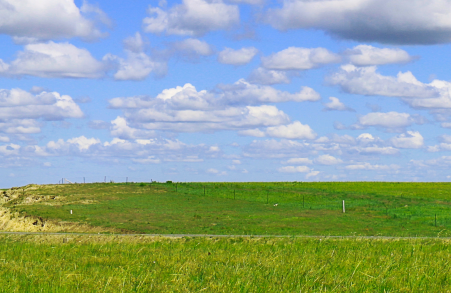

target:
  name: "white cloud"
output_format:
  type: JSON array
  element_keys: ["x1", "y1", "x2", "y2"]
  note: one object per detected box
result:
[
  {"x1": 218, "y1": 47, "x2": 258, "y2": 65},
  {"x1": 171, "y1": 38, "x2": 215, "y2": 59},
  {"x1": 2, "y1": 42, "x2": 107, "y2": 78},
  {"x1": 219, "y1": 79, "x2": 321, "y2": 104},
  {"x1": 306, "y1": 170, "x2": 320, "y2": 179},
  {"x1": 0, "y1": 88, "x2": 83, "y2": 134},
  {"x1": 0, "y1": 0, "x2": 109, "y2": 41},
  {"x1": 47, "y1": 136, "x2": 100, "y2": 152},
  {"x1": 38, "y1": 136, "x2": 218, "y2": 165},
  {"x1": 261, "y1": 47, "x2": 340, "y2": 70},
  {"x1": 426, "y1": 135, "x2": 451, "y2": 152},
  {"x1": 143, "y1": 0, "x2": 239, "y2": 36},
  {"x1": 110, "y1": 117, "x2": 156, "y2": 140},
  {"x1": 390, "y1": 131, "x2": 424, "y2": 149},
  {"x1": 110, "y1": 52, "x2": 159, "y2": 81},
  {"x1": 247, "y1": 68, "x2": 290, "y2": 85},
  {"x1": 283, "y1": 158, "x2": 313, "y2": 165},
  {"x1": 0, "y1": 144, "x2": 20, "y2": 156},
  {"x1": 328, "y1": 65, "x2": 451, "y2": 110},
  {"x1": 356, "y1": 133, "x2": 375, "y2": 143},
  {"x1": 358, "y1": 112, "x2": 414, "y2": 129},
  {"x1": 349, "y1": 146, "x2": 399, "y2": 156},
  {"x1": 226, "y1": 0, "x2": 264, "y2": 5},
  {"x1": 67, "y1": 136, "x2": 101, "y2": 151},
  {"x1": 345, "y1": 162, "x2": 400, "y2": 171},
  {"x1": 265, "y1": 0, "x2": 451, "y2": 45},
  {"x1": 105, "y1": 33, "x2": 166, "y2": 81},
  {"x1": 427, "y1": 143, "x2": 451, "y2": 152},
  {"x1": 315, "y1": 154, "x2": 343, "y2": 165},
  {"x1": 323, "y1": 97, "x2": 353, "y2": 111},
  {"x1": 278, "y1": 166, "x2": 310, "y2": 173},
  {"x1": 328, "y1": 65, "x2": 437, "y2": 99},
  {"x1": 108, "y1": 81, "x2": 320, "y2": 134},
  {"x1": 132, "y1": 156, "x2": 161, "y2": 164},
  {"x1": 440, "y1": 134, "x2": 451, "y2": 144},
  {"x1": 0, "y1": 89, "x2": 83, "y2": 120},
  {"x1": 123, "y1": 32, "x2": 147, "y2": 53},
  {"x1": 266, "y1": 121, "x2": 317, "y2": 140},
  {"x1": 346, "y1": 45, "x2": 413, "y2": 66},
  {"x1": 238, "y1": 129, "x2": 266, "y2": 137}
]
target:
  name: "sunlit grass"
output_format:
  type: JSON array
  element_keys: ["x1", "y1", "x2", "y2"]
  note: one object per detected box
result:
[
  {"x1": 0, "y1": 234, "x2": 450, "y2": 292},
  {"x1": 4, "y1": 182, "x2": 451, "y2": 236}
]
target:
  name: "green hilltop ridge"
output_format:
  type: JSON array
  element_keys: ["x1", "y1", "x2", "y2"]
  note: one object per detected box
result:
[{"x1": 1, "y1": 181, "x2": 451, "y2": 236}]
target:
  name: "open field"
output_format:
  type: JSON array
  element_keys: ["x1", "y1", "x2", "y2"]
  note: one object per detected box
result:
[
  {"x1": 2, "y1": 182, "x2": 451, "y2": 236},
  {"x1": 1, "y1": 234, "x2": 451, "y2": 292}
]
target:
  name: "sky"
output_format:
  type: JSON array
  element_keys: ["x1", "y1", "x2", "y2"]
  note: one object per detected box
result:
[{"x1": 2, "y1": 0, "x2": 451, "y2": 187}]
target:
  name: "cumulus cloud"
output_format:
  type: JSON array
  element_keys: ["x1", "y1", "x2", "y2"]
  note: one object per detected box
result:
[
  {"x1": 329, "y1": 65, "x2": 437, "y2": 99},
  {"x1": 356, "y1": 112, "x2": 415, "y2": 130},
  {"x1": 328, "y1": 65, "x2": 451, "y2": 110},
  {"x1": 0, "y1": 42, "x2": 107, "y2": 78},
  {"x1": 171, "y1": 38, "x2": 215, "y2": 60},
  {"x1": 218, "y1": 79, "x2": 321, "y2": 104},
  {"x1": 345, "y1": 45, "x2": 414, "y2": 66},
  {"x1": 426, "y1": 134, "x2": 451, "y2": 152},
  {"x1": 265, "y1": 0, "x2": 451, "y2": 45},
  {"x1": 266, "y1": 121, "x2": 317, "y2": 140},
  {"x1": 323, "y1": 97, "x2": 354, "y2": 111},
  {"x1": 238, "y1": 129, "x2": 266, "y2": 137},
  {"x1": 243, "y1": 131, "x2": 403, "y2": 161},
  {"x1": 226, "y1": 0, "x2": 264, "y2": 5},
  {"x1": 108, "y1": 81, "x2": 320, "y2": 134},
  {"x1": 142, "y1": 0, "x2": 239, "y2": 36},
  {"x1": 218, "y1": 47, "x2": 258, "y2": 65},
  {"x1": 247, "y1": 68, "x2": 290, "y2": 85},
  {"x1": 261, "y1": 47, "x2": 340, "y2": 70},
  {"x1": 0, "y1": 0, "x2": 109, "y2": 41},
  {"x1": 37, "y1": 136, "x2": 218, "y2": 165},
  {"x1": 0, "y1": 88, "x2": 83, "y2": 134},
  {"x1": 345, "y1": 162, "x2": 400, "y2": 171},
  {"x1": 390, "y1": 131, "x2": 424, "y2": 149},
  {"x1": 278, "y1": 166, "x2": 310, "y2": 173},
  {"x1": 315, "y1": 154, "x2": 343, "y2": 165},
  {"x1": 103, "y1": 33, "x2": 167, "y2": 81},
  {"x1": 282, "y1": 158, "x2": 313, "y2": 165}
]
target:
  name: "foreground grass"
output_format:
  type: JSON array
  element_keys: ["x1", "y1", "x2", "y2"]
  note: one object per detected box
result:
[{"x1": 0, "y1": 235, "x2": 450, "y2": 292}]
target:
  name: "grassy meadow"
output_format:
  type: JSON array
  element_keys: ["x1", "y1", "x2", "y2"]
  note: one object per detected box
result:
[
  {"x1": 1, "y1": 234, "x2": 451, "y2": 292},
  {"x1": 3, "y1": 181, "x2": 451, "y2": 236}
]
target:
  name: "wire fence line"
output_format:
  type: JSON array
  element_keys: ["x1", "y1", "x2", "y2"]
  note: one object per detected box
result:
[{"x1": 52, "y1": 180, "x2": 451, "y2": 228}]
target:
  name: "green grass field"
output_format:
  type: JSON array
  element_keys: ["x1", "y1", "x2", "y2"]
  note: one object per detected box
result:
[
  {"x1": 3, "y1": 182, "x2": 451, "y2": 291},
  {"x1": 3, "y1": 181, "x2": 451, "y2": 236},
  {"x1": 1, "y1": 234, "x2": 451, "y2": 292}
]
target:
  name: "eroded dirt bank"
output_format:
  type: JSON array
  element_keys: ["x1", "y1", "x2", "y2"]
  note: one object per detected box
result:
[{"x1": 0, "y1": 185, "x2": 119, "y2": 233}]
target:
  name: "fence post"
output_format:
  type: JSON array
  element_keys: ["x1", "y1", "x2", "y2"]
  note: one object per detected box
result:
[{"x1": 342, "y1": 200, "x2": 345, "y2": 213}]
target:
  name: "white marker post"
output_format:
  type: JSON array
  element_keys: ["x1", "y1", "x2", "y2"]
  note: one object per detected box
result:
[
  {"x1": 342, "y1": 200, "x2": 345, "y2": 213},
  {"x1": 70, "y1": 210, "x2": 73, "y2": 215}
]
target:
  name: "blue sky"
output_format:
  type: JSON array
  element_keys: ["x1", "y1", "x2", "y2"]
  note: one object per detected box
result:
[{"x1": 1, "y1": 0, "x2": 451, "y2": 187}]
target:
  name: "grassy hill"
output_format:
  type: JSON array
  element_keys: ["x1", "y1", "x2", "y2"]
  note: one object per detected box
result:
[{"x1": 2, "y1": 181, "x2": 451, "y2": 236}]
